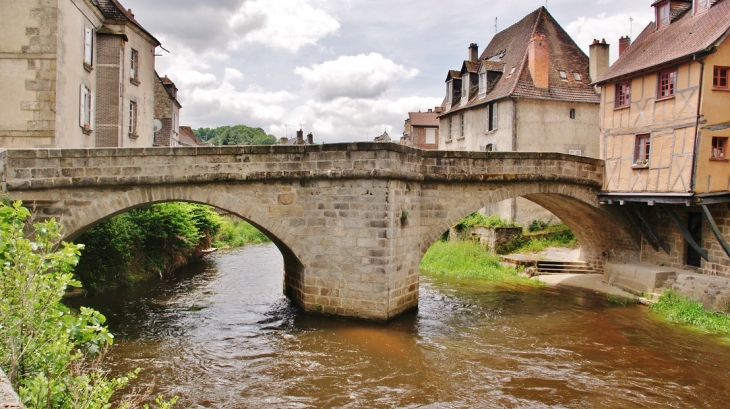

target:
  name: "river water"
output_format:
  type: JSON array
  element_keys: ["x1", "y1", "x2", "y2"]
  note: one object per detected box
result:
[{"x1": 70, "y1": 244, "x2": 730, "y2": 408}]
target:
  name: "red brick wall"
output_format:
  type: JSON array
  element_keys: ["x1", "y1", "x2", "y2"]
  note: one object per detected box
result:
[{"x1": 95, "y1": 35, "x2": 122, "y2": 147}]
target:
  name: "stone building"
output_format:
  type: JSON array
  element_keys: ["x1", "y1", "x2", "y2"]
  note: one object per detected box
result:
[
  {"x1": 594, "y1": 0, "x2": 730, "y2": 277},
  {"x1": 438, "y1": 6, "x2": 604, "y2": 223},
  {"x1": 402, "y1": 108, "x2": 441, "y2": 150},
  {"x1": 153, "y1": 74, "x2": 181, "y2": 146},
  {"x1": 0, "y1": 0, "x2": 161, "y2": 148}
]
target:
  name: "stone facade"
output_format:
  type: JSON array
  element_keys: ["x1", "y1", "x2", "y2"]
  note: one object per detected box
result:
[{"x1": 0, "y1": 144, "x2": 638, "y2": 321}]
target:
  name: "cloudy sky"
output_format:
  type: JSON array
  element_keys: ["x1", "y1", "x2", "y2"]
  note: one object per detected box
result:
[{"x1": 121, "y1": 0, "x2": 655, "y2": 143}]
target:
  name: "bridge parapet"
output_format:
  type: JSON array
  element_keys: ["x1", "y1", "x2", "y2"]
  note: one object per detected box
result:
[{"x1": 1, "y1": 144, "x2": 603, "y2": 192}]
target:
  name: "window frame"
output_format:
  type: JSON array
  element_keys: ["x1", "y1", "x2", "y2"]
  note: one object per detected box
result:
[
  {"x1": 79, "y1": 84, "x2": 94, "y2": 133},
  {"x1": 615, "y1": 81, "x2": 631, "y2": 108},
  {"x1": 711, "y1": 137, "x2": 728, "y2": 160},
  {"x1": 569, "y1": 108, "x2": 576, "y2": 120},
  {"x1": 445, "y1": 81, "x2": 453, "y2": 105},
  {"x1": 130, "y1": 49, "x2": 140, "y2": 84},
  {"x1": 656, "y1": 1, "x2": 670, "y2": 29},
  {"x1": 459, "y1": 114, "x2": 465, "y2": 139},
  {"x1": 447, "y1": 117, "x2": 453, "y2": 141},
  {"x1": 486, "y1": 102, "x2": 498, "y2": 132},
  {"x1": 128, "y1": 100, "x2": 138, "y2": 137},
  {"x1": 559, "y1": 70, "x2": 568, "y2": 81},
  {"x1": 634, "y1": 134, "x2": 651, "y2": 165},
  {"x1": 425, "y1": 128, "x2": 436, "y2": 144},
  {"x1": 478, "y1": 69, "x2": 487, "y2": 96},
  {"x1": 461, "y1": 75, "x2": 469, "y2": 105},
  {"x1": 713, "y1": 66, "x2": 729, "y2": 89},
  {"x1": 657, "y1": 69, "x2": 677, "y2": 100},
  {"x1": 83, "y1": 26, "x2": 94, "y2": 68}
]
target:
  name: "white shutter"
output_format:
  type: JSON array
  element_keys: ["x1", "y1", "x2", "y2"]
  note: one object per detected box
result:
[
  {"x1": 79, "y1": 84, "x2": 87, "y2": 127},
  {"x1": 493, "y1": 103, "x2": 498, "y2": 130},
  {"x1": 84, "y1": 27, "x2": 93, "y2": 64},
  {"x1": 89, "y1": 90, "x2": 95, "y2": 130}
]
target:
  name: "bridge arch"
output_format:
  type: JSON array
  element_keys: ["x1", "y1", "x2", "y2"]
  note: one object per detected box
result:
[
  {"x1": 417, "y1": 182, "x2": 640, "y2": 271},
  {"x1": 59, "y1": 184, "x2": 306, "y2": 306}
]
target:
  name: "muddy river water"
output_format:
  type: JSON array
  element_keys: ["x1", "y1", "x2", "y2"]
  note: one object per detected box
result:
[{"x1": 70, "y1": 244, "x2": 730, "y2": 408}]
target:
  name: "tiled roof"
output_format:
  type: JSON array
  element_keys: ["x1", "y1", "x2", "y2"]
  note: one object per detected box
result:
[
  {"x1": 408, "y1": 111, "x2": 439, "y2": 127},
  {"x1": 94, "y1": 0, "x2": 161, "y2": 46},
  {"x1": 596, "y1": 0, "x2": 730, "y2": 84},
  {"x1": 442, "y1": 6, "x2": 598, "y2": 117},
  {"x1": 178, "y1": 126, "x2": 206, "y2": 146},
  {"x1": 461, "y1": 61, "x2": 480, "y2": 74}
]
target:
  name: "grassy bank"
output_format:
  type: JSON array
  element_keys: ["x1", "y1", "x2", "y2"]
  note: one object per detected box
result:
[
  {"x1": 651, "y1": 290, "x2": 730, "y2": 336},
  {"x1": 213, "y1": 220, "x2": 270, "y2": 248},
  {"x1": 420, "y1": 240, "x2": 539, "y2": 286}
]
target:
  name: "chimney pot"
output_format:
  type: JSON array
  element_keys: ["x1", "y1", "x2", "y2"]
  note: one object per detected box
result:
[
  {"x1": 618, "y1": 36, "x2": 631, "y2": 57},
  {"x1": 469, "y1": 43, "x2": 479, "y2": 62}
]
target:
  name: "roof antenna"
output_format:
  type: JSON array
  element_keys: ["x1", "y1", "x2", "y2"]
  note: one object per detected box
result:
[
  {"x1": 629, "y1": 17, "x2": 634, "y2": 39},
  {"x1": 495, "y1": 17, "x2": 498, "y2": 34}
]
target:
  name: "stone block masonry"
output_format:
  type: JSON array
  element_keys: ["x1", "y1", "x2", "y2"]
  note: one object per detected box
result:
[{"x1": 0, "y1": 143, "x2": 639, "y2": 321}]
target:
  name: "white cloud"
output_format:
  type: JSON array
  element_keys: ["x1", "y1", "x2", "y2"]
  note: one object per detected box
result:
[
  {"x1": 294, "y1": 53, "x2": 419, "y2": 101},
  {"x1": 565, "y1": 12, "x2": 653, "y2": 63},
  {"x1": 224, "y1": 68, "x2": 245, "y2": 83},
  {"x1": 229, "y1": 0, "x2": 340, "y2": 52}
]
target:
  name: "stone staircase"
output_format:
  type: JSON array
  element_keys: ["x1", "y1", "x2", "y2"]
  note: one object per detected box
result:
[{"x1": 536, "y1": 260, "x2": 594, "y2": 275}]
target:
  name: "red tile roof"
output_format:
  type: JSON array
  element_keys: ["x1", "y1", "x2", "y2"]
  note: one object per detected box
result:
[
  {"x1": 442, "y1": 6, "x2": 598, "y2": 117},
  {"x1": 178, "y1": 126, "x2": 206, "y2": 146},
  {"x1": 596, "y1": 0, "x2": 730, "y2": 84},
  {"x1": 408, "y1": 111, "x2": 439, "y2": 127}
]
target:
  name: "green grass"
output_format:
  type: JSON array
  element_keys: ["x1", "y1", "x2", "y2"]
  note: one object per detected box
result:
[
  {"x1": 606, "y1": 294, "x2": 639, "y2": 306},
  {"x1": 651, "y1": 290, "x2": 730, "y2": 336},
  {"x1": 513, "y1": 224, "x2": 577, "y2": 254},
  {"x1": 213, "y1": 219, "x2": 270, "y2": 248},
  {"x1": 420, "y1": 240, "x2": 539, "y2": 285}
]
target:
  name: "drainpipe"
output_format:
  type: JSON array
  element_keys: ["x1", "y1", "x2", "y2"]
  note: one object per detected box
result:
[
  {"x1": 690, "y1": 56, "x2": 705, "y2": 194},
  {"x1": 511, "y1": 97, "x2": 518, "y2": 221}
]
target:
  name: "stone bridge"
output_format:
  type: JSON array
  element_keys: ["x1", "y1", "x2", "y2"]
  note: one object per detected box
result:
[{"x1": 0, "y1": 144, "x2": 640, "y2": 320}]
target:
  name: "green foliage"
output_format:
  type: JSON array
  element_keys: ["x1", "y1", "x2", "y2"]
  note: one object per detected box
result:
[
  {"x1": 213, "y1": 219, "x2": 270, "y2": 248},
  {"x1": 0, "y1": 201, "x2": 147, "y2": 408},
  {"x1": 75, "y1": 203, "x2": 222, "y2": 292},
  {"x1": 454, "y1": 212, "x2": 521, "y2": 232},
  {"x1": 194, "y1": 125, "x2": 277, "y2": 146},
  {"x1": 606, "y1": 294, "x2": 639, "y2": 306},
  {"x1": 420, "y1": 240, "x2": 539, "y2": 285},
  {"x1": 528, "y1": 219, "x2": 549, "y2": 232},
  {"x1": 651, "y1": 290, "x2": 730, "y2": 336}
]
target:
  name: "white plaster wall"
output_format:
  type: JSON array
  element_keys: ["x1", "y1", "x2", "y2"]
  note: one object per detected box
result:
[
  {"x1": 438, "y1": 99, "x2": 513, "y2": 152},
  {"x1": 0, "y1": 0, "x2": 31, "y2": 53},
  {"x1": 118, "y1": 26, "x2": 157, "y2": 148},
  {"x1": 56, "y1": 0, "x2": 102, "y2": 148},
  {"x1": 515, "y1": 99, "x2": 599, "y2": 157},
  {"x1": 0, "y1": 60, "x2": 35, "y2": 132}
]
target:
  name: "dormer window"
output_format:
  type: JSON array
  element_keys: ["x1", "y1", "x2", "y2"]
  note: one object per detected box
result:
[
  {"x1": 559, "y1": 70, "x2": 568, "y2": 81},
  {"x1": 695, "y1": 0, "x2": 710, "y2": 14},
  {"x1": 656, "y1": 1, "x2": 670, "y2": 29},
  {"x1": 445, "y1": 81, "x2": 453, "y2": 105},
  {"x1": 479, "y1": 68, "x2": 487, "y2": 96}
]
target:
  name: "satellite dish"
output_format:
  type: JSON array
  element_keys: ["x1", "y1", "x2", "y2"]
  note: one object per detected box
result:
[{"x1": 153, "y1": 119, "x2": 163, "y2": 133}]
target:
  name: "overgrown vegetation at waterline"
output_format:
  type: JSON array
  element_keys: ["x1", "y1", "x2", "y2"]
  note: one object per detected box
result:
[
  {"x1": 651, "y1": 290, "x2": 730, "y2": 336},
  {"x1": 420, "y1": 240, "x2": 540, "y2": 286},
  {"x1": 0, "y1": 201, "x2": 177, "y2": 408},
  {"x1": 213, "y1": 219, "x2": 270, "y2": 248}
]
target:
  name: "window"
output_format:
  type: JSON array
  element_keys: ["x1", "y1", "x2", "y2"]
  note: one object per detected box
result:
[
  {"x1": 657, "y1": 2, "x2": 670, "y2": 29},
  {"x1": 695, "y1": 0, "x2": 710, "y2": 14},
  {"x1": 615, "y1": 81, "x2": 631, "y2": 107},
  {"x1": 426, "y1": 128, "x2": 436, "y2": 144},
  {"x1": 83, "y1": 27, "x2": 94, "y2": 67},
  {"x1": 130, "y1": 49, "x2": 139, "y2": 84},
  {"x1": 486, "y1": 102, "x2": 498, "y2": 132},
  {"x1": 569, "y1": 108, "x2": 576, "y2": 119},
  {"x1": 459, "y1": 114, "x2": 465, "y2": 138},
  {"x1": 479, "y1": 70, "x2": 487, "y2": 95},
  {"x1": 634, "y1": 134, "x2": 651, "y2": 165},
  {"x1": 713, "y1": 66, "x2": 728, "y2": 89},
  {"x1": 658, "y1": 69, "x2": 677, "y2": 99},
  {"x1": 445, "y1": 81, "x2": 453, "y2": 105},
  {"x1": 712, "y1": 137, "x2": 727, "y2": 159},
  {"x1": 559, "y1": 70, "x2": 568, "y2": 80},
  {"x1": 573, "y1": 73, "x2": 582, "y2": 82},
  {"x1": 461, "y1": 75, "x2": 469, "y2": 105},
  {"x1": 79, "y1": 84, "x2": 94, "y2": 132},
  {"x1": 485, "y1": 143, "x2": 494, "y2": 152},
  {"x1": 129, "y1": 101, "x2": 138, "y2": 137},
  {"x1": 508, "y1": 67, "x2": 516, "y2": 77},
  {"x1": 447, "y1": 117, "x2": 453, "y2": 141},
  {"x1": 569, "y1": 149, "x2": 582, "y2": 156}
]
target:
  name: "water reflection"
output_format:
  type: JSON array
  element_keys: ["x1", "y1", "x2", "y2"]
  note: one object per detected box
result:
[{"x1": 68, "y1": 244, "x2": 730, "y2": 408}]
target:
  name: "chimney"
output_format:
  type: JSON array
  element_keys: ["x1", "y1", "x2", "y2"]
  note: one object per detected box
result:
[
  {"x1": 428, "y1": 108, "x2": 433, "y2": 113},
  {"x1": 528, "y1": 34, "x2": 549, "y2": 89},
  {"x1": 307, "y1": 132, "x2": 313, "y2": 144},
  {"x1": 279, "y1": 137, "x2": 288, "y2": 145},
  {"x1": 128, "y1": 9, "x2": 134, "y2": 18},
  {"x1": 296, "y1": 129, "x2": 304, "y2": 144},
  {"x1": 468, "y1": 43, "x2": 479, "y2": 62},
  {"x1": 589, "y1": 38, "x2": 610, "y2": 83},
  {"x1": 434, "y1": 106, "x2": 443, "y2": 113},
  {"x1": 618, "y1": 36, "x2": 631, "y2": 57}
]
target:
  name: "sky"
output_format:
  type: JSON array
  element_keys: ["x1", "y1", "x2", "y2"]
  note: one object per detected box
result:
[{"x1": 121, "y1": 0, "x2": 655, "y2": 144}]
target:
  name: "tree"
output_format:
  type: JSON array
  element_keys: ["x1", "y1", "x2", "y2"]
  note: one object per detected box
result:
[
  {"x1": 0, "y1": 201, "x2": 176, "y2": 408},
  {"x1": 193, "y1": 125, "x2": 276, "y2": 146}
]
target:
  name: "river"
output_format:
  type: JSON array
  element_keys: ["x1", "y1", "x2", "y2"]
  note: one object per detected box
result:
[{"x1": 69, "y1": 243, "x2": 730, "y2": 408}]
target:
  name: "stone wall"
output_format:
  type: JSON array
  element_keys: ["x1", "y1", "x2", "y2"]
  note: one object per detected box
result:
[{"x1": 1, "y1": 144, "x2": 638, "y2": 320}]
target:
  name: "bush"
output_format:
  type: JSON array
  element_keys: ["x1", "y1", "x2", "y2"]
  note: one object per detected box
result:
[{"x1": 213, "y1": 219, "x2": 269, "y2": 248}]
